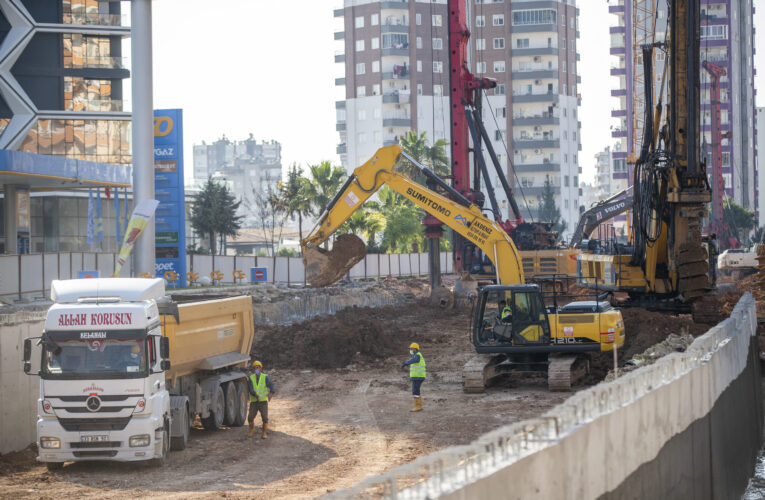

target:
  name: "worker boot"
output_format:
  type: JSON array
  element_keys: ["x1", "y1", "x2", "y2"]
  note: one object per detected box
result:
[
  {"x1": 247, "y1": 424, "x2": 255, "y2": 438},
  {"x1": 261, "y1": 423, "x2": 268, "y2": 440},
  {"x1": 410, "y1": 396, "x2": 423, "y2": 412}
]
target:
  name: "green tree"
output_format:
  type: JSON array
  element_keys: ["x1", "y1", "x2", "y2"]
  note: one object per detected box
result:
[
  {"x1": 536, "y1": 176, "x2": 566, "y2": 238},
  {"x1": 278, "y1": 163, "x2": 312, "y2": 249},
  {"x1": 398, "y1": 130, "x2": 450, "y2": 176},
  {"x1": 304, "y1": 160, "x2": 346, "y2": 216},
  {"x1": 722, "y1": 197, "x2": 756, "y2": 245},
  {"x1": 190, "y1": 178, "x2": 243, "y2": 255}
]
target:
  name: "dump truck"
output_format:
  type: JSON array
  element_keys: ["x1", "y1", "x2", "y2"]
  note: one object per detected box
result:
[{"x1": 22, "y1": 278, "x2": 255, "y2": 469}]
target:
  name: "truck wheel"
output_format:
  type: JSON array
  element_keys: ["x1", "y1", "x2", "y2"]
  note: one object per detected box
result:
[
  {"x1": 232, "y1": 381, "x2": 248, "y2": 427},
  {"x1": 201, "y1": 384, "x2": 225, "y2": 430},
  {"x1": 170, "y1": 403, "x2": 189, "y2": 451},
  {"x1": 150, "y1": 426, "x2": 169, "y2": 467},
  {"x1": 223, "y1": 381, "x2": 238, "y2": 426},
  {"x1": 45, "y1": 462, "x2": 63, "y2": 471}
]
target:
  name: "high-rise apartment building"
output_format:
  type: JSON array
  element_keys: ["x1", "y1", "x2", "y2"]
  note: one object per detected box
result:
[
  {"x1": 592, "y1": 145, "x2": 629, "y2": 235},
  {"x1": 335, "y1": 0, "x2": 581, "y2": 236},
  {"x1": 757, "y1": 107, "x2": 764, "y2": 227},
  {"x1": 609, "y1": 0, "x2": 757, "y2": 214}
]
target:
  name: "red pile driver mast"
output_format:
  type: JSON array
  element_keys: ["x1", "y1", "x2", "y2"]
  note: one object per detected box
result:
[{"x1": 701, "y1": 61, "x2": 727, "y2": 239}]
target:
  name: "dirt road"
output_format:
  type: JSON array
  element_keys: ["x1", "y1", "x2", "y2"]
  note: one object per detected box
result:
[{"x1": 0, "y1": 286, "x2": 705, "y2": 499}]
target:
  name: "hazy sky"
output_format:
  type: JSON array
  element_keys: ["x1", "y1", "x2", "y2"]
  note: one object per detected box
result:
[{"x1": 152, "y1": 1, "x2": 764, "y2": 185}]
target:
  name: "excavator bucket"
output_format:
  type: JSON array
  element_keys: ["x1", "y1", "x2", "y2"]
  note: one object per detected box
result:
[{"x1": 303, "y1": 234, "x2": 367, "y2": 287}]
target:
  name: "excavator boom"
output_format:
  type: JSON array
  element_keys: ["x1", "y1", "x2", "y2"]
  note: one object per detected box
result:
[{"x1": 301, "y1": 145, "x2": 525, "y2": 287}]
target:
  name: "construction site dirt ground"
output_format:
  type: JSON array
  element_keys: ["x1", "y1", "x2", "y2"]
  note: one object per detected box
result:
[{"x1": 0, "y1": 283, "x2": 712, "y2": 499}]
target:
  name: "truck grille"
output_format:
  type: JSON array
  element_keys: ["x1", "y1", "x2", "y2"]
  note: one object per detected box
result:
[
  {"x1": 59, "y1": 417, "x2": 131, "y2": 431},
  {"x1": 57, "y1": 395, "x2": 133, "y2": 402},
  {"x1": 62, "y1": 406, "x2": 132, "y2": 414},
  {"x1": 70, "y1": 441, "x2": 122, "y2": 449},
  {"x1": 73, "y1": 450, "x2": 118, "y2": 458}
]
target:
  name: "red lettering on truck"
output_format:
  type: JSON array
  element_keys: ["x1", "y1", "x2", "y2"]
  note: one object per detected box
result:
[
  {"x1": 58, "y1": 313, "x2": 87, "y2": 327},
  {"x1": 89, "y1": 312, "x2": 132, "y2": 326}
]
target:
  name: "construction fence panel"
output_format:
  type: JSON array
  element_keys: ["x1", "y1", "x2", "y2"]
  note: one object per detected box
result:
[
  {"x1": 83, "y1": 253, "x2": 97, "y2": 272},
  {"x1": 390, "y1": 254, "x2": 401, "y2": 276},
  {"x1": 43, "y1": 254, "x2": 59, "y2": 297},
  {"x1": 288, "y1": 257, "x2": 305, "y2": 284},
  {"x1": 20, "y1": 254, "x2": 43, "y2": 296},
  {"x1": 366, "y1": 254, "x2": 379, "y2": 277},
  {"x1": 274, "y1": 257, "x2": 290, "y2": 283},
  {"x1": 399, "y1": 253, "x2": 411, "y2": 276},
  {"x1": 253, "y1": 256, "x2": 274, "y2": 284}
]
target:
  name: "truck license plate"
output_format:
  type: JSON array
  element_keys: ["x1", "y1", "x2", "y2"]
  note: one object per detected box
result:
[{"x1": 81, "y1": 435, "x2": 108, "y2": 443}]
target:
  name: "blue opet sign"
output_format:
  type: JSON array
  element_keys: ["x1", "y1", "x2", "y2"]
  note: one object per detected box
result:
[{"x1": 153, "y1": 109, "x2": 186, "y2": 287}]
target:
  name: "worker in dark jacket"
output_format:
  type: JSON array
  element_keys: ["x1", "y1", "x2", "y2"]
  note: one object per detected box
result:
[
  {"x1": 401, "y1": 342, "x2": 426, "y2": 412},
  {"x1": 247, "y1": 360, "x2": 275, "y2": 439}
]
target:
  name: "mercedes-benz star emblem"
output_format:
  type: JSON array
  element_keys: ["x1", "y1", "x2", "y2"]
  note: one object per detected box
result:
[{"x1": 86, "y1": 396, "x2": 101, "y2": 412}]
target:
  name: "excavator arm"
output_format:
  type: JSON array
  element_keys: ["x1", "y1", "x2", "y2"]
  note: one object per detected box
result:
[
  {"x1": 302, "y1": 145, "x2": 525, "y2": 287},
  {"x1": 570, "y1": 188, "x2": 633, "y2": 248}
]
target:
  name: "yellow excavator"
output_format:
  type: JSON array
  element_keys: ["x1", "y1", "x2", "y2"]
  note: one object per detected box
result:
[
  {"x1": 301, "y1": 146, "x2": 624, "y2": 391},
  {"x1": 576, "y1": 0, "x2": 716, "y2": 323}
]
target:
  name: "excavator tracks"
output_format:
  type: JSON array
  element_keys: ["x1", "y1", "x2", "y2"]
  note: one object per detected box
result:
[
  {"x1": 547, "y1": 355, "x2": 589, "y2": 392},
  {"x1": 462, "y1": 354, "x2": 504, "y2": 393}
]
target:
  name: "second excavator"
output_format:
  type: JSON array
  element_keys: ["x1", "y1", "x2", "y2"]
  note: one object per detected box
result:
[{"x1": 301, "y1": 145, "x2": 624, "y2": 391}]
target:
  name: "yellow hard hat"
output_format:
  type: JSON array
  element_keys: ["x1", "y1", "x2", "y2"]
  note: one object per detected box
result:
[
  {"x1": 131, "y1": 344, "x2": 141, "y2": 354},
  {"x1": 409, "y1": 342, "x2": 420, "y2": 350},
  {"x1": 252, "y1": 360, "x2": 263, "y2": 369}
]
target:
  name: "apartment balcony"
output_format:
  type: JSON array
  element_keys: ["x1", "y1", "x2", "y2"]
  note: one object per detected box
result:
[
  {"x1": 382, "y1": 47, "x2": 409, "y2": 57},
  {"x1": 335, "y1": 77, "x2": 345, "y2": 86},
  {"x1": 513, "y1": 162, "x2": 560, "y2": 173},
  {"x1": 383, "y1": 117, "x2": 411, "y2": 127},
  {"x1": 383, "y1": 92, "x2": 409, "y2": 103},
  {"x1": 64, "y1": 11, "x2": 127, "y2": 27},
  {"x1": 381, "y1": 23, "x2": 410, "y2": 34},
  {"x1": 513, "y1": 138, "x2": 560, "y2": 150},
  {"x1": 610, "y1": 46, "x2": 626, "y2": 55},
  {"x1": 611, "y1": 128, "x2": 627, "y2": 138},
  {"x1": 513, "y1": 23, "x2": 557, "y2": 34},
  {"x1": 609, "y1": 1, "x2": 625, "y2": 14},
  {"x1": 518, "y1": 185, "x2": 561, "y2": 196},
  {"x1": 381, "y1": 1, "x2": 409, "y2": 9},
  {"x1": 611, "y1": 88, "x2": 627, "y2": 97},
  {"x1": 511, "y1": 47, "x2": 557, "y2": 57},
  {"x1": 337, "y1": 143, "x2": 347, "y2": 154},
  {"x1": 382, "y1": 71, "x2": 409, "y2": 81},
  {"x1": 511, "y1": 69, "x2": 557, "y2": 80},
  {"x1": 335, "y1": 52, "x2": 345, "y2": 63},
  {"x1": 577, "y1": 75, "x2": 581, "y2": 83},
  {"x1": 336, "y1": 101, "x2": 345, "y2": 109},
  {"x1": 336, "y1": 122, "x2": 346, "y2": 131},
  {"x1": 610, "y1": 66, "x2": 626, "y2": 76},
  {"x1": 334, "y1": 31, "x2": 344, "y2": 40},
  {"x1": 512, "y1": 114, "x2": 559, "y2": 126},
  {"x1": 512, "y1": 91, "x2": 558, "y2": 103},
  {"x1": 334, "y1": 8, "x2": 343, "y2": 17},
  {"x1": 609, "y1": 26, "x2": 626, "y2": 34},
  {"x1": 510, "y1": 0, "x2": 559, "y2": 8}
]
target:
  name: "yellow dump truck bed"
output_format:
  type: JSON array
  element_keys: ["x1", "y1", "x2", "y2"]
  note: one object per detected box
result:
[{"x1": 160, "y1": 296, "x2": 254, "y2": 385}]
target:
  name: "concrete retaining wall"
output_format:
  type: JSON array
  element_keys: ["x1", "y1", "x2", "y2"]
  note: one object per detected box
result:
[{"x1": 328, "y1": 293, "x2": 762, "y2": 499}]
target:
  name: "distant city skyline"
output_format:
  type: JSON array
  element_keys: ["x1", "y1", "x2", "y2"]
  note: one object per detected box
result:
[{"x1": 152, "y1": 1, "x2": 764, "y2": 187}]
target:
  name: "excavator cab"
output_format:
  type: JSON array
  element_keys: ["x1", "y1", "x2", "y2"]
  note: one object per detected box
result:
[{"x1": 473, "y1": 285, "x2": 551, "y2": 348}]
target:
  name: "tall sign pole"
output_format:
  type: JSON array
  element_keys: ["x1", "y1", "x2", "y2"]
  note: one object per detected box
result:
[{"x1": 131, "y1": 0, "x2": 155, "y2": 276}]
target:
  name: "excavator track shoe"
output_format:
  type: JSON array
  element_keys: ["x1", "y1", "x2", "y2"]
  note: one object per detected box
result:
[{"x1": 548, "y1": 355, "x2": 588, "y2": 392}]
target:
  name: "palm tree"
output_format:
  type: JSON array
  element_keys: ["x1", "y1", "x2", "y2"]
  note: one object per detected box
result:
[
  {"x1": 279, "y1": 164, "x2": 312, "y2": 249},
  {"x1": 399, "y1": 130, "x2": 450, "y2": 176},
  {"x1": 304, "y1": 161, "x2": 346, "y2": 216}
]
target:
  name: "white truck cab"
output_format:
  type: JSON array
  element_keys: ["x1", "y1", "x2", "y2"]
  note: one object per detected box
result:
[{"x1": 26, "y1": 278, "x2": 172, "y2": 468}]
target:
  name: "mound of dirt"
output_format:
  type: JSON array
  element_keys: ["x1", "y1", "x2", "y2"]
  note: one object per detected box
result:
[
  {"x1": 253, "y1": 300, "x2": 462, "y2": 369},
  {"x1": 0, "y1": 445, "x2": 37, "y2": 475}
]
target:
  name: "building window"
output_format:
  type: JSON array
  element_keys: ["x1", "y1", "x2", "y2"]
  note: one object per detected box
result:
[
  {"x1": 416, "y1": 13, "x2": 421, "y2": 25},
  {"x1": 432, "y1": 15, "x2": 442, "y2": 27},
  {"x1": 564, "y1": 154, "x2": 568, "y2": 163},
  {"x1": 512, "y1": 9, "x2": 556, "y2": 26},
  {"x1": 417, "y1": 60, "x2": 423, "y2": 72},
  {"x1": 492, "y1": 14, "x2": 504, "y2": 26},
  {"x1": 493, "y1": 38, "x2": 505, "y2": 49},
  {"x1": 382, "y1": 33, "x2": 409, "y2": 49},
  {"x1": 476, "y1": 15, "x2": 485, "y2": 27},
  {"x1": 562, "y1": 61, "x2": 566, "y2": 72},
  {"x1": 574, "y1": 175, "x2": 578, "y2": 187},
  {"x1": 721, "y1": 152, "x2": 730, "y2": 166},
  {"x1": 700, "y1": 25, "x2": 728, "y2": 40},
  {"x1": 20, "y1": 118, "x2": 132, "y2": 165},
  {"x1": 475, "y1": 39, "x2": 486, "y2": 50},
  {"x1": 371, "y1": 13, "x2": 379, "y2": 26},
  {"x1": 563, "y1": 108, "x2": 567, "y2": 117},
  {"x1": 476, "y1": 61, "x2": 486, "y2": 74},
  {"x1": 570, "y1": 18, "x2": 575, "y2": 29},
  {"x1": 573, "y1": 131, "x2": 577, "y2": 141},
  {"x1": 561, "y1": 15, "x2": 565, "y2": 26},
  {"x1": 433, "y1": 61, "x2": 443, "y2": 73},
  {"x1": 496, "y1": 107, "x2": 506, "y2": 118},
  {"x1": 357, "y1": 132, "x2": 366, "y2": 144},
  {"x1": 355, "y1": 16, "x2": 364, "y2": 28},
  {"x1": 563, "y1": 131, "x2": 568, "y2": 139},
  {"x1": 495, "y1": 84, "x2": 505, "y2": 95},
  {"x1": 356, "y1": 40, "x2": 365, "y2": 52},
  {"x1": 372, "y1": 60, "x2": 380, "y2": 72},
  {"x1": 563, "y1": 83, "x2": 567, "y2": 95},
  {"x1": 63, "y1": 34, "x2": 124, "y2": 70},
  {"x1": 417, "y1": 84, "x2": 423, "y2": 96},
  {"x1": 564, "y1": 199, "x2": 569, "y2": 209},
  {"x1": 434, "y1": 84, "x2": 443, "y2": 96},
  {"x1": 373, "y1": 106, "x2": 381, "y2": 118},
  {"x1": 495, "y1": 130, "x2": 506, "y2": 141},
  {"x1": 357, "y1": 85, "x2": 366, "y2": 97},
  {"x1": 358, "y1": 109, "x2": 366, "y2": 120},
  {"x1": 562, "y1": 39, "x2": 566, "y2": 49},
  {"x1": 516, "y1": 38, "x2": 529, "y2": 48},
  {"x1": 356, "y1": 63, "x2": 365, "y2": 75},
  {"x1": 433, "y1": 38, "x2": 443, "y2": 50},
  {"x1": 564, "y1": 175, "x2": 569, "y2": 187},
  {"x1": 371, "y1": 37, "x2": 380, "y2": 50},
  {"x1": 493, "y1": 61, "x2": 505, "y2": 72},
  {"x1": 416, "y1": 37, "x2": 422, "y2": 49}
]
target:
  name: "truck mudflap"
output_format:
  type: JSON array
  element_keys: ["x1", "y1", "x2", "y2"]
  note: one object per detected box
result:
[
  {"x1": 36, "y1": 414, "x2": 164, "y2": 463},
  {"x1": 169, "y1": 395, "x2": 190, "y2": 451}
]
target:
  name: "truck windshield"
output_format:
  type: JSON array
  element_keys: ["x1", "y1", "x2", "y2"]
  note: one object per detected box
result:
[{"x1": 41, "y1": 330, "x2": 148, "y2": 379}]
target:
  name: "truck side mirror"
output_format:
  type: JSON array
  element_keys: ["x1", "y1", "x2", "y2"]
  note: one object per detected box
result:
[
  {"x1": 160, "y1": 337, "x2": 170, "y2": 359},
  {"x1": 160, "y1": 360, "x2": 171, "y2": 371},
  {"x1": 23, "y1": 338, "x2": 31, "y2": 363},
  {"x1": 23, "y1": 361, "x2": 31, "y2": 374}
]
